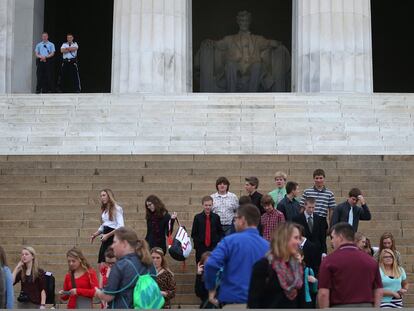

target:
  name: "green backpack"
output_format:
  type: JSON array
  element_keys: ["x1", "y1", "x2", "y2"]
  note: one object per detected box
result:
[
  {"x1": 132, "y1": 273, "x2": 164, "y2": 309},
  {"x1": 103, "y1": 259, "x2": 164, "y2": 309}
]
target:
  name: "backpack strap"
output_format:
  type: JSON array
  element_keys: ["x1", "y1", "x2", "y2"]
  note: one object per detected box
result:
[{"x1": 102, "y1": 259, "x2": 139, "y2": 295}]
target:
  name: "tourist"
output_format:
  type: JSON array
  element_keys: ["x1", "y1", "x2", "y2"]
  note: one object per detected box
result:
[
  {"x1": 12, "y1": 246, "x2": 47, "y2": 309},
  {"x1": 277, "y1": 181, "x2": 301, "y2": 221},
  {"x1": 99, "y1": 248, "x2": 116, "y2": 308},
  {"x1": 194, "y1": 251, "x2": 214, "y2": 308},
  {"x1": 269, "y1": 171, "x2": 288, "y2": 204},
  {"x1": 204, "y1": 204, "x2": 269, "y2": 308},
  {"x1": 296, "y1": 224, "x2": 321, "y2": 280},
  {"x1": 0, "y1": 246, "x2": 13, "y2": 309},
  {"x1": 245, "y1": 176, "x2": 264, "y2": 214},
  {"x1": 144, "y1": 195, "x2": 177, "y2": 254},
  {"x1": 297, "y1": 249, "x2": 318, "y2": 309},
  {"x1": 354, "y1": 232, "x2": 368, "y2": 251},
  {"x1": 211, "y1": 177, "x2": 239, "y2": 236},
  {"x1": 260, "y1": 194, "x2": 285, "y2": 241},
  {"x1": 60, "y1": 33, "x2": 81, "y2": 93},
  {"x1": 374, "y1": 232, "x2": 402, "y2": 266},
  {"x1": 34, "y1": 32, "x2": 55, "y2": 93},
  {"x1": 247, "y1": 222, "x2": 303, "y2": 308},
  {"x1": 292, "y1": 197, "x2": 327, "y2": 275},
  {"x1": 300, "y1": 169, "x2": 336, "y2": 229},
  {"x1": 59, "y1": 247, "x2": 99, "y2": 309},
  {"x1": 318, "y1": 223, "x2": 383, "y2": 308},
  {"x1": 90, "y1": 189, "x2": 125, "y2": 267},
  {"x1": 331, "y1": 188, "x2": 371, "y2": 231},
  {"x1": 378, "y1": 249, "x2": 409, "y2": 308},
  {"x1": 95, "y1": 227, "x2": 157, "y2": 308},
  {"x1": 364, "y1": 237, "x2": 376, "y2": 256},
  {"x1": 151, "y1": 247, "x2": 176, "y2": 309},
  {"x1": 191, "y1": 196, "x2": 223, "y2": 263}
]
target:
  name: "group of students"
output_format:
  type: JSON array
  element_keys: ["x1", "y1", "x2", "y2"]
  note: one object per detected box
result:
[{"x1": 0, "y1": 168, "x2": 409, "y2": 308}]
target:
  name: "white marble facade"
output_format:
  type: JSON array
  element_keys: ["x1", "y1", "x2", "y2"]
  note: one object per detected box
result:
[
  {"x1": 1, "y1": 0, "x2": 374, "y2": 94},
  {"x1": 292, "y1": 0, "x2": 373, "y2": 92}
]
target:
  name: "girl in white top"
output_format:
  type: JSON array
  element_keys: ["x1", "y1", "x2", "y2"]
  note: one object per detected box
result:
[{"x1": 90, "y1": 189, "x2": 124, "y2": 265}]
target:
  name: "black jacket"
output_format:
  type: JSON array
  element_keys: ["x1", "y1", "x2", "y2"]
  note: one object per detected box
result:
[
  {"x1": 293, "y1": 213, "x2": 327, "y2": 255},
  {"x1": 145, "y1": 212, "x2": 175, "y2": 254},
  {"x1": 248, "y1": 258, "x2": 301, "y2": 309},
  {"x1": 277, "y1": 196, "x2": 301, "y2": 221},
  {"x1": 331, "y1": 201, "x2": 371, "y2": 232},
  {"x1": 191, "y1": 211, "x2": 223, "y2": 250},
  {"x1": 301, "y1": 238, "x2": 321, "y2": 276}
]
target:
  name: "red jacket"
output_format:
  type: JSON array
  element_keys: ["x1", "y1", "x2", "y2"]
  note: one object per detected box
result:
[{"x1": 61, "y1": 269, "x2": 99, "y2": 309}]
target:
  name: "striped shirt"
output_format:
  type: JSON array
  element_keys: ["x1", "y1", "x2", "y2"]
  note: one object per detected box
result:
[
  {"x1": 300, "y1": 186, "x2": 336, "y2": 218},
  {"x1": 211, "y1": 191, "x2": 239, "y2": 225}
]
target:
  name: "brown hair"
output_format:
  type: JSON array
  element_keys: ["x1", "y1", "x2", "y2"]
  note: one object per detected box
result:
[
  {"x1": 100, "y1": 189, "x2": 117, "y2": 221},
  {"x1": 269, "y1": 223, "x2": 300, "y2": 261},
  {"x1": 215, "y1": 177, "x2": 230, "y2": 192},
  {"x1": 348, "y1": 188, "x2": 362, "y2": 198},
  {"x1": 199, "y1": 251, "x2": 211, "y2": 266},
  {"x1": 239, "y1": 195, "x2": 252, "y2": 205},
  {"x1": 313, "y1": 169, "x2": 326, "y2": 178},
  {"x1": 66, "y1": 247, "x2": 91, "y2": 272},
  {"x1": 304, "y1": 197, "x2": 316, "y2": 205},
  {"x1": 331, "y1": 222, "x2": 355, "y2": 242},
  {"x1": 378, "y1": 232, "x2": 397, "y2": 254},
  {"x1": 145, "y1": 195, "x2": 168, "y2": 220},
  {"x1": 261, "y1": 194, "x2": 275, "y2": 207},
  {"x1": 0, "y1": 246, "x2": 7, "y2": 266},
  {"x1": 236, "y1": 204, "x2": 261, "y2": 226},
  {"x1": 379, "y1": 249, "x2": 401, "y2": 278},
  {"x1": 201, "y1": 195, "x2": 213, "y2": 205},
  {"x1": 245, "y1": 176, "x2": 259, "y2": 189},
  {"x1": 20, "y1": 246, "x2": 40, "y2": 282},
  {"x1": 104, "y1": 247, "x2": 115, "y2": 259},
  {"x1": 286, "y1": 181, "x2": 298, "y2": 194},
  {"x1": 150, "y1": 247, "x2": 172, "y2": 274},
  {"x1": 114, "y1": 227, "x2": 152, "y2": 267}
]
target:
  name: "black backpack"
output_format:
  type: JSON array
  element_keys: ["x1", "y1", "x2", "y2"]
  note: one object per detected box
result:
[{"x1": 43, "y1": 271, "x2": 55, "y2": 305}]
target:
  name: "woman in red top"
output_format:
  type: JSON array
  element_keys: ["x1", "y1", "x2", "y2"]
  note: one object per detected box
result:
[{"x1": 59, "y1": 247, "x2": 99, "y2": 309}]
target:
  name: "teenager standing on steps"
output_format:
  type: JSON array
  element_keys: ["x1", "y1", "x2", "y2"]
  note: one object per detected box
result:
[
  {"x1": 90, "y1": 189, "x2": 125, "y2": 267},
  {"x1": 12, "y1": 246, "x2": 47, "y2": 309}
]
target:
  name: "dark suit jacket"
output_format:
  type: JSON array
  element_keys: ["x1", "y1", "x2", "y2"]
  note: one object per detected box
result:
[
  {"x1": 191, "y1": 211, "x2": 223, "y2": 250},
  {"x1": 293, "y1": 213, "x2": 327, "y2": 255},
  {"x1": 301, "y1": 238, "x2": 320, "y2": 276},
  {"x1": 331, "y1": 201, "x2": 371, "y2": 232}
]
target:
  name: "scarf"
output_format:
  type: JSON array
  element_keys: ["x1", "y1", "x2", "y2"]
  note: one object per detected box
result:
[{"x1": 268, "y1": 255, "x2": 303, "y2": 301}]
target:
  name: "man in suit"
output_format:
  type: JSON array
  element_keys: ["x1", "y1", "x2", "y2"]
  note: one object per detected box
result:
[
  {"x1": 191, "y1": 195, "x2": 224, "y2": 263},
  {"x1": 293, "y1": 197, "x2": 327, "y2": 275}
]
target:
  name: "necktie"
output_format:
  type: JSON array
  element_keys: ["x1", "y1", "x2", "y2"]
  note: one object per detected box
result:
[
  {"x1": 348, "y1": 207, "x2": 354, "y2": 227},
  {"x1": 205, "y1": 214, "x2": 211, "y2": 247},
  {"x1": 277, "y1": 190, "x2": 283, "y2": 204},
  {"x1": 308, "y1": 215, "x2": 313, "y2": 232}
]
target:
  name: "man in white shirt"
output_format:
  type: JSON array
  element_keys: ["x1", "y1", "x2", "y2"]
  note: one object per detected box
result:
[
  {"x1": 34, "y1": 32, "x2": 55, "y2": 93},
  {"x1": 60, "y1": 33, "x2": 81, "y2": 93},
  {"x1": 211, "y1": 177, "x2": 239, "y2": 236}
]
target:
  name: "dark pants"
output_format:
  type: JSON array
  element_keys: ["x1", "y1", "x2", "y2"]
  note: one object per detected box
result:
[
  {"x1": 195, "y1": 245, "x2": 214, "y2": 263},
  {"x1": 61, "y1": 60, "x2": 81, "y2": 92},
  {"x1": 36, "y1": 60, "x2": 53, "y2": 93}
]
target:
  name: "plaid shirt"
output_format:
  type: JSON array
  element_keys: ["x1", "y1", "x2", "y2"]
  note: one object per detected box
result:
[
  {"x1": 261, "y1": 209, "x2": 286, "y2": 241},
  {"x1": 211, "y1": 191, "x2": 239, "y2": 225}
]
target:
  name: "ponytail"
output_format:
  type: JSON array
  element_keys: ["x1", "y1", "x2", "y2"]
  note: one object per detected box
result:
[{"x1": 135, "y1": 239, "x2": 152, "y2": 267}]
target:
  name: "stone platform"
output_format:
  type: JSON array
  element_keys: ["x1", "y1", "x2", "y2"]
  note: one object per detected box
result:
[{"x1": 0, "y1": 93, "x2": 413, "y2": 155}]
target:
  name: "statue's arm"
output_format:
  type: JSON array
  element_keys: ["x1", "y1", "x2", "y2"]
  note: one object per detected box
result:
[{"x1": 259, "y1": 37, "x2": 281, "y2": 50}]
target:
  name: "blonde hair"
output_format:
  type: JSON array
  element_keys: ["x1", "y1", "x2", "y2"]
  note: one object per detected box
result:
[
  {"x1": 379, "y1": 249, "x2": 401, "y2": 278},
  {"x1": 21, "y1": 246, "x2": 40, "y2": 282},
  {"x1": 269, "y1": 223, "x2": 299, "y2": 261},
  {"x1": 115, "y1": 227, "x2": 152, "y2": 267},
  {"x1": 66, "y1": 247, "x2": 91, "y2": 272},
  {"x1": 274, "y1": 171, "x2": 287, "y2": 181},
  {"x1": 100, "y1": 189, "x2": 117, "y2": 221}
]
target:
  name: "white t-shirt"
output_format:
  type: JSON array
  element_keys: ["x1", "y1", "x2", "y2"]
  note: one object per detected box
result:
[{"x1": 61, "y1": 42, "x2": 78, "y2": 59}]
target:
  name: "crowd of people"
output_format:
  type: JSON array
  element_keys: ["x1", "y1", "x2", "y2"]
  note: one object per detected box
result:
[{"x1": 0, "y1": 169, "x2": 410, "y2": 309}]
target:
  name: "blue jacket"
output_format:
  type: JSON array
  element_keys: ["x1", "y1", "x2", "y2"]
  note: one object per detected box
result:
[{"x1": 204, "y1": 228, "x2": 269, "y2": 304}]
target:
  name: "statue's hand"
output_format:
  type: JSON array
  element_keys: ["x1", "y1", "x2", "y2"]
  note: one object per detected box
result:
[
  {"x1": 202, "y1": 39, "x2": 215, "y2": 49},
  {"x1": 270, "y1": 40, "x2": 281, "y2": 49}
]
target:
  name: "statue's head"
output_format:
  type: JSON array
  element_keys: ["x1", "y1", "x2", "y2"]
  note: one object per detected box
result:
[{"x1": 236, "y1": 11, "x2": 252, "y2": 32}]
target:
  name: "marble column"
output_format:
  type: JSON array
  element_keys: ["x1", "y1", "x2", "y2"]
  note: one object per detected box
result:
[
  {"x1": 0, "y1": 0, "x2": 14, "y2": 94},
  {"x1": 112, "y1": 0, "x2": 192, "y2": 94},
  {"x1": 293, "y1": 0, "x2": 373, "y2": 93}
]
